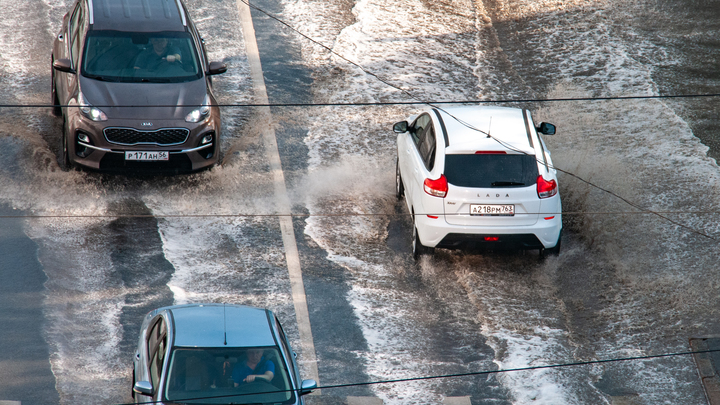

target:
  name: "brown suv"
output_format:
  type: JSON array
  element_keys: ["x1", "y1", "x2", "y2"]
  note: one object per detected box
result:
[{"x1": 51, "y1": 0, "x2": 227, "y2": 173}]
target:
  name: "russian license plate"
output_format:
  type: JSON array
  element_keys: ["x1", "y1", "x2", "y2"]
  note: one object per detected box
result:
[
  {"x1": 125, "y1": 151, "x2": 169, "y2": 161},
  {"x1": 470, "y1": 204, "x2": 515, "y2": 216}
]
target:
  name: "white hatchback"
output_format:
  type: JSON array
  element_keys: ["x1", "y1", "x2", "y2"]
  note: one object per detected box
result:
[{"x1": 394, "y1": 105, "x2": 562, "y2": 258}]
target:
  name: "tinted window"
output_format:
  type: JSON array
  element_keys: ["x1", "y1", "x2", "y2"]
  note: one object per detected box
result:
[
  {"x1": 69, "y1": 4, "x2": 84, "y2": 66},
  {"x1": 444, "y1": 154, "x2": 539, "y2": 188},
  {"x1": 411, "y1": 114, "x2": 431, "y2": 147},
  {"x1": 164, "y1": 347, "x2": 295, "y2": 404},
  {"x1": 147, "y1": 319, "x2": 168, "y2": 390},
  {"x1": 419, "y1": 125, "x2": 436, "y2": 170},
  {"x1": 82, "y1": 31, "x2": 202, "y2": 83}
]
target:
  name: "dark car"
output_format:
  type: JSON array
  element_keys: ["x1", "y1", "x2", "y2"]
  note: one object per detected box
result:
[
  {"x1": 132, "y1": 304, "x2": 317, "y2": 404},
  {"x1": 51, "y1": 0, "x2": 227, "y2": 173}
]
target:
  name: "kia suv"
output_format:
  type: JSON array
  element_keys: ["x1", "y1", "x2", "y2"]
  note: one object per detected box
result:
[
  {"x1": 394, "y1": 106, "x2": 562, "y2": 258},
  {"x1": 51, "y1": 0, "x2": 227, "y2": 173}
]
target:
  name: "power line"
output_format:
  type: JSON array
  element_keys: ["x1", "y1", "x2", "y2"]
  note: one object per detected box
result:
[
  {"x1": 6, "y1": 91, "x2": 720, "y2": 109},
  {"x1": 114, "y1": 348, "x2": 720, "y2": 405},
  {"x1": 237, "y1": 0, "x2": 718, "y2": 242},
  {"x1": 1, "y1": 210, "x2": 720, "y2": 219}
]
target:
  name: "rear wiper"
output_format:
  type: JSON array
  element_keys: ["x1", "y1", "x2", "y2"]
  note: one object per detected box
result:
[{"x1": 491, "y1": 181, "x2": 525, "y2": 187}]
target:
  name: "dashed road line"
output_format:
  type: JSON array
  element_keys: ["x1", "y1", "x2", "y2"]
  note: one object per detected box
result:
[
  {"x1": 235, "y1": 0, "x2": 320, "y2": 390},
  {"x1": 443, "y1": 396, "x2": 472, "y2": 405}
]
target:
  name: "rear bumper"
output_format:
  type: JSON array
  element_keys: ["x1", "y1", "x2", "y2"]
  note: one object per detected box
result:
[{"x1": 416, "y1": 214, "x2": 562, "y2": 249}]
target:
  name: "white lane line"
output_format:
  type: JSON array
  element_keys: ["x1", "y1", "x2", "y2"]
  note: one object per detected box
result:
[
  {"x1": 236, "y1": 0, "x2": 320, "y2": 389},
  {"x1": 443, "y1": 396, "x2": 472, "y2": 405},
  {"x1": 347, "y1": 396, "x2": 384, "y2": 405}
]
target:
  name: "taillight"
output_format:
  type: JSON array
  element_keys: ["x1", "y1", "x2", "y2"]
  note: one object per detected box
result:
[
  {"x1": 537, "y1": 175, "x2": 557, "y2": 199},
  {"x1": 424, "y1": 175, "x2": 448, "y2": 198}
]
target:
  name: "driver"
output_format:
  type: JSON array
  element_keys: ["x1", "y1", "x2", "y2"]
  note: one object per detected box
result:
[
  {"x1": 232, "y1": 348, "x2": 275, "y2": 386},
  {"x1": 134, "y1": 37, "x2": 181, "y2": 71}
]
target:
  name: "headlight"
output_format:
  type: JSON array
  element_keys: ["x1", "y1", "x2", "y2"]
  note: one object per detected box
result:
[
  {"x1": 78, "y1": 92, "x2": 108, "y2": 122},
  {"x1": 185, "y1": 94, "x2": 212, "y2": 123}
]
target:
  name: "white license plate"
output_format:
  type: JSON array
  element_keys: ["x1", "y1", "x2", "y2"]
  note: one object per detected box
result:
[
  {"x1": 470, "y1": 204, "x2": 515, "y2": 216},
  {"x1": 125, "y1": 151, "x2": 169, "y2": 161}
]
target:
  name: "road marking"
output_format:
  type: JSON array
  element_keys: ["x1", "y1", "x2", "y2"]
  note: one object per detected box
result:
[
  {"x1": 236, "y1": 0, "x2": 320, "y2": 390},
  {"x1": 347, "y1": 397, "x2": 384, "y2": 405},
  {"x1": 443, "y1": 396, "x2": 472, "y2": 405},
  {"x1": 0, "y1": 401, "x2": 21, "y2": 405}
]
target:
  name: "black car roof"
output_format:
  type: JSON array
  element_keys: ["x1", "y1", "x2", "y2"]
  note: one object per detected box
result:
[{"x1": 88, "y1": 0, "x2": 188, "y2": 32}]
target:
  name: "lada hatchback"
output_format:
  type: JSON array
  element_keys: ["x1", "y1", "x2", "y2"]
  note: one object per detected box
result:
[
  {"x1": 132, "y1": 303, "x2": 317, "y2": 404},
  {"x1": 394, "y1": 106, "x2": 562, "y2": 258},
  {"x1": 51, "y1": 0, "x2": 227, "y2": 173}
]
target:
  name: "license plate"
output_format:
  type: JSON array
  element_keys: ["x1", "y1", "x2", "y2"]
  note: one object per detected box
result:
[
  {"x1": 470, "y1": 204, "x2": 515, "y2": 216},
  {"x1": 125, "y1": 151, "x2": 169, "y2": 161}
]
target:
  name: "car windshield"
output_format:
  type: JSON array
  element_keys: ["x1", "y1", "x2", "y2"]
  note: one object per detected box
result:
[
  {"x1": 81, "y1": 31, "x2": 202, "y2": 83},
  {"x1": 444, "y1": 153, "x2": 539, "y2": 188},
  {"x1": 164, "y1": 347, "x2": 295, "y2": 404}
]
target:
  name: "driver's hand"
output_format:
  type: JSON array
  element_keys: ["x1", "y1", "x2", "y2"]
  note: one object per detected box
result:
[
  {"x1": 244, "y1": 375, "x2": 256, "y2": 383},
  {"x1": 166, "y1": 54, "x2": 176, "y2": 63}
]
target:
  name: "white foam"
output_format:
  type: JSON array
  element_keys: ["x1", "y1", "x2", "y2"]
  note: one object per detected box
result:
[{"x1": 280, "y1": 0, "x2": 718, "y2": 403}]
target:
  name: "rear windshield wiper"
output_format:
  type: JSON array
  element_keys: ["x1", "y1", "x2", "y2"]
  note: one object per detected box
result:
[{"x1": 491, "y1": 181, "x2": 525, "y2": 187}]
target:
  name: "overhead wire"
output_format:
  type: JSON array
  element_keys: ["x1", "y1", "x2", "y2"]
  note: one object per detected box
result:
[
  {"x1": 235, "y1": 0, "x2": 718, "y2": 241},
  {"x1": 1, "y1": 210, "x2": 720, "y2": 219},
  {"x1": 6, "y1": 92, "x2": 720, "y2": 109},
  {"x1": 114, "y1": 347, "x2": 720, "y2": 405}
]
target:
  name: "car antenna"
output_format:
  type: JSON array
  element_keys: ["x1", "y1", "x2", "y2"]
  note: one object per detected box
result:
[
  {"x1": 487, "y1": 116, "x2": 492, "y2": 138},
  {"x1": 223, "y1": 304, "x2": 228, "y2": 346}
]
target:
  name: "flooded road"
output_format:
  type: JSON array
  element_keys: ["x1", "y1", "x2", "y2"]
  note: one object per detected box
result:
[{"x1": 0, "y1": 0, "x2": 718, "y2": 404}]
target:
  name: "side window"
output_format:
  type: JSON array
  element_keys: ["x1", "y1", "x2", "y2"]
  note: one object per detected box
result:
[
  {"x1": 410, "y1": 114, "x2": 431, "y2": 150},
  {"x1": 419, "y1": 125, "x2": 436, "y2": 170},
  {"x1": 147, "y1": 318, "x2": 168, "y2": 392},
  {"x1": 69, "y1": 3, "x2": 84, "y2": 67}
]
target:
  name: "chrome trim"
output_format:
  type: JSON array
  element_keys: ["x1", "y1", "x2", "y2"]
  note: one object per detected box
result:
[
  {"x1": 78, "y1": 141, "x2": 212, "y2": 154},
  {"x1": 175, "y1": 0, "x2": 187, "y2": 26},
  {"x1": 88, "y1": 0, "x2": 94, "y2": 25}
]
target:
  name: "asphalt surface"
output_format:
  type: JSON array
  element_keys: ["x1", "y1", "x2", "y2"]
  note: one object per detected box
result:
[{"x1": 0, "y1": 0, "x2": 719, "y2": 404}]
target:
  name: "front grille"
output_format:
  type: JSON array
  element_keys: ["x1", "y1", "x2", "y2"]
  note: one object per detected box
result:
[{"x1": 104, "y1": 127, "x2": 189, "y2": 146}]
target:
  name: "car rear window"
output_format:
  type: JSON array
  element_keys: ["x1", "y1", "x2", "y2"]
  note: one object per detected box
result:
[{"x1": 444, "y1": 153, "x2": 539, "y2": 188}]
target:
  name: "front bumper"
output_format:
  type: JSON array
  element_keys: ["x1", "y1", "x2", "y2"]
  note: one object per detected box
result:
[{"x1": 65, "y1": 111, "x2": 220, "y2": 173}]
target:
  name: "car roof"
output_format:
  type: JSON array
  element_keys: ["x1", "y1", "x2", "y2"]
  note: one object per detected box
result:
[
  {"x1": 88, "y1": 0, "x2": 188, "y2": 32},
  {"x1": 435, "y1": 106, "x2": 536, "y2": 155},
  {"x1": 167, "y1": 304, "x2": 277, "y2": 348}
]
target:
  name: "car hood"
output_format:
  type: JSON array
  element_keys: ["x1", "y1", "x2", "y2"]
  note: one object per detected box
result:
[{"x1": 78, "y1": 76, "x2": 208, "y2": 120}]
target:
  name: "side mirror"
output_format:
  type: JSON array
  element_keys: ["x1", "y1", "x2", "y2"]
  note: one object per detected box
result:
[
  {"x1": 133, "y1": 381, "x2": 153, "y2": 396},
  {"x1": 52, "y1": 58, "x2": 75, "y2": 74},
  {"x1": 207, "y1": 61, "x2": 227, "y2": 76},
  {"x1": 393, "y1": 121, "x2": 408, "y2": 133},
  {"x1": 536, "y1": 122, "x2": 556, "y2": 135},
  {"x1": 299, "y1": 379, "x2": 317, "y2": 396}
]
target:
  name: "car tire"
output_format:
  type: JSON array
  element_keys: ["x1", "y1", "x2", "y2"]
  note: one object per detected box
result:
[
  {"x1": 412, "y1": 222, "x2": 434, "y2": 260},
  {"x1": 51, "y1": 62, "x2": 62, "y2": 117},
  {"x1": 60, "y1": 124, "x2": 71, "y2": 171},
  {"x1": 548, "y1": 229, "x2": 562, "y2": 256},
  {"x1": 395, "y1": 158, "x2": 404, "y2": 200}
]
